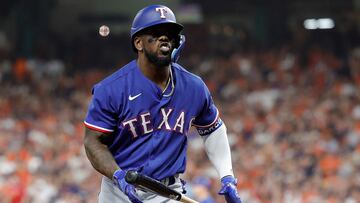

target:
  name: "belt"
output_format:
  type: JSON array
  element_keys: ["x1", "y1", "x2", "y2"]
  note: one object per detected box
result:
[{"x1": 160, "y1": 174, "x2": 179, "y2": 186}]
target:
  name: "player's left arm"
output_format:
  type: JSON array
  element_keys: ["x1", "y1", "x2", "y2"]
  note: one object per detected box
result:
[
  {"x1": 201, "y1": 123, "x2": 242, "y2": 203},
  {"x1": 193, "y1": 81, "x2": 242, "y2": 203}
]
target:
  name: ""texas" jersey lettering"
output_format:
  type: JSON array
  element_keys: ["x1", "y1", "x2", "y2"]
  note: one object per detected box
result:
[{"x1": 122, "y1": 108, "x2": 187, "y2": 137}]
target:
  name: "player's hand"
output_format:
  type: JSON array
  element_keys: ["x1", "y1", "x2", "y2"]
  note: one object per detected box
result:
[
  {"x1": 113, "y1": 169, "x2": 143, "y2": 203},
  {"x1": 218, "y1": 176, "x2": 243, "y2": 203}
]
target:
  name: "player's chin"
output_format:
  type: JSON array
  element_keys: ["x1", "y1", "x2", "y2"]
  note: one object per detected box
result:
[{"x1": 155, "y1": 56, "x2": 171, "y2": 66}]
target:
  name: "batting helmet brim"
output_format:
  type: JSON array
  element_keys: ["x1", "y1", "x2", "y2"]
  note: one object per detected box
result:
[{"x1": 131, "y1": 23, "x2": 184, "y2": 52}]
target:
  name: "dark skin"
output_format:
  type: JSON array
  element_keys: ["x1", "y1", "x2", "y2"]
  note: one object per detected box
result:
[
  {"x1": 84, "y1": 128, "x2": 118, "y2": 179},
  {"x1": 134, "y1": 24, "x2": 178, "y2": 90},
  {"x1": 84, "y1": 24, "x2": 177, "y2": 180}
]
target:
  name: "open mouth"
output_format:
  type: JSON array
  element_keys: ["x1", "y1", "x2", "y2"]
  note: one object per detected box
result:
[{"x1": 159, "y1": 43, "x2": 171, "y2": 55}]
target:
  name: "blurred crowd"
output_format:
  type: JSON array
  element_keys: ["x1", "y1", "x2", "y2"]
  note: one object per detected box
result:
[
  {"x1": 184, "y1": 44, "x2": 360, "y2": 203},
  {"x1": 1, "y1": 19, "x2": 360, "y2": 203}
]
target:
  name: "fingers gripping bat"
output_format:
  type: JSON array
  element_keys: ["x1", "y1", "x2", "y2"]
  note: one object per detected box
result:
[{"x1": 125, "y1": 170, "x2": 198, "y2": 203}]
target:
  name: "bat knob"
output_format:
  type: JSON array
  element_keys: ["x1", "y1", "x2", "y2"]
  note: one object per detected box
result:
[{"x1": 125, "y1": 170, "x2": 138, "y2": 184}]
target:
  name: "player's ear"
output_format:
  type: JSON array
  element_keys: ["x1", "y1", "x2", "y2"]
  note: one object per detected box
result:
[{"x1": 134, "y1": 36, "x2": 143, "y2": 52}]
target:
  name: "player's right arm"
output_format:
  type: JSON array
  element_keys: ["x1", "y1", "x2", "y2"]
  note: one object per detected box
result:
[
  {"x1": 84, "y1": 128, "x2": 143, "y2": 203},
  {"x1": 84, "y1": 79, "x2": 142, "y2": 203},
  {"x1": 83, "y1": 128, "x2": 119, "y2": 180},
  {"x1": 83, "y1": 83, "x2": 120, "y2": 179}
]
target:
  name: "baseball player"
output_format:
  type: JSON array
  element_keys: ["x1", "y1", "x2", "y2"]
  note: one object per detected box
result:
[{"x1": 83, "y1": 4, "x2": 242, "y2": 203}]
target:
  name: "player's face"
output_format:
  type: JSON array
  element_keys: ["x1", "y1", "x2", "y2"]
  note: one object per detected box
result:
[{"x1": 140, "y1": 25, "x2": 178, "y2": 67}]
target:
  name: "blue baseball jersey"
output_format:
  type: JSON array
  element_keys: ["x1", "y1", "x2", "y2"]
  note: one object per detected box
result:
[{"x1": 84, "y1": 60, "x2": 223, "y2": 180}]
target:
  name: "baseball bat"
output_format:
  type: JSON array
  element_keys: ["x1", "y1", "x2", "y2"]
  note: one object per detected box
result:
[{"x1": 125, "y1": 170, "x2": 198, "y2": 203}]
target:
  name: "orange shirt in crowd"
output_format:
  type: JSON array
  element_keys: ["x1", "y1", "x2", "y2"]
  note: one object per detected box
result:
[
  {"x1": 319, "y1": 155, "x2": 341, "y2": 175},
  {"x1": 13, "y1": 58, "x2": 27, "y2": 81}
]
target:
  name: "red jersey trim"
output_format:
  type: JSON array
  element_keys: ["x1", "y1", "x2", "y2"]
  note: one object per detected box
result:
[{"x1": 84, "y1": 121, "x2": 114, "y2": 134}]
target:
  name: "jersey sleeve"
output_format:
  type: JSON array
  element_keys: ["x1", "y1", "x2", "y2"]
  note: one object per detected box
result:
[
  {"x1": 84, "y1": 84, "x2": 117, "y2": 133},
  {"x1": 192, "y1": 82, "x2": 223, "y2": 136}
]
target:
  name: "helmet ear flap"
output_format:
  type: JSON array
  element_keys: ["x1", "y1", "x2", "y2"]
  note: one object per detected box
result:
[{"x1": 171, "y1": 35, "x2": 185, "y2": 63}]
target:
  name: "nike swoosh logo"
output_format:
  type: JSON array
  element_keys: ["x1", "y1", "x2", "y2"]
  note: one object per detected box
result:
[{"x1": 128, "y1": 93, "x2": 142, "y2": 101}]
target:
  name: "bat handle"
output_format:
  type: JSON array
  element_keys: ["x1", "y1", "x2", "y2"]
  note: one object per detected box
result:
[
  {"x1": 125, "y1": 170, "x2": 199, "y2": 203},
  {"x1": 180, "y1": 195, "x2": 199, "y2": 203}
]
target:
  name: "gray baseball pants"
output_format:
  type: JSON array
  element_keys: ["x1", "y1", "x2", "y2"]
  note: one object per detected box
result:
[{"x1": 98, "y1": 176, "x2": 185, "y2": 203}]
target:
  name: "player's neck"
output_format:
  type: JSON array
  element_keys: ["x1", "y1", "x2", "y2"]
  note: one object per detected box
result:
[{"x1": 137, "y1": 58, "x2": 171, "y2": 90}]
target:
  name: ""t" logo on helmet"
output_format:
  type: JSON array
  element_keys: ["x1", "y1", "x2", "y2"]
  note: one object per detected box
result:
[{"x1": 155, "y1": 7, "x2": 167, "y2": 19}]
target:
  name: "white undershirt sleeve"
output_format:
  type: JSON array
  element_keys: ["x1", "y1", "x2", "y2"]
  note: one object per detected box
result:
[{"x1": 202, "y1": 123, "x2": 234, "y2": 179}]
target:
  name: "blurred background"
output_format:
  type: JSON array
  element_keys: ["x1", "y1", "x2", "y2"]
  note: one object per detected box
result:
[{"x1": 1, "y1": 0, "x2": 360, "y2": 202}]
